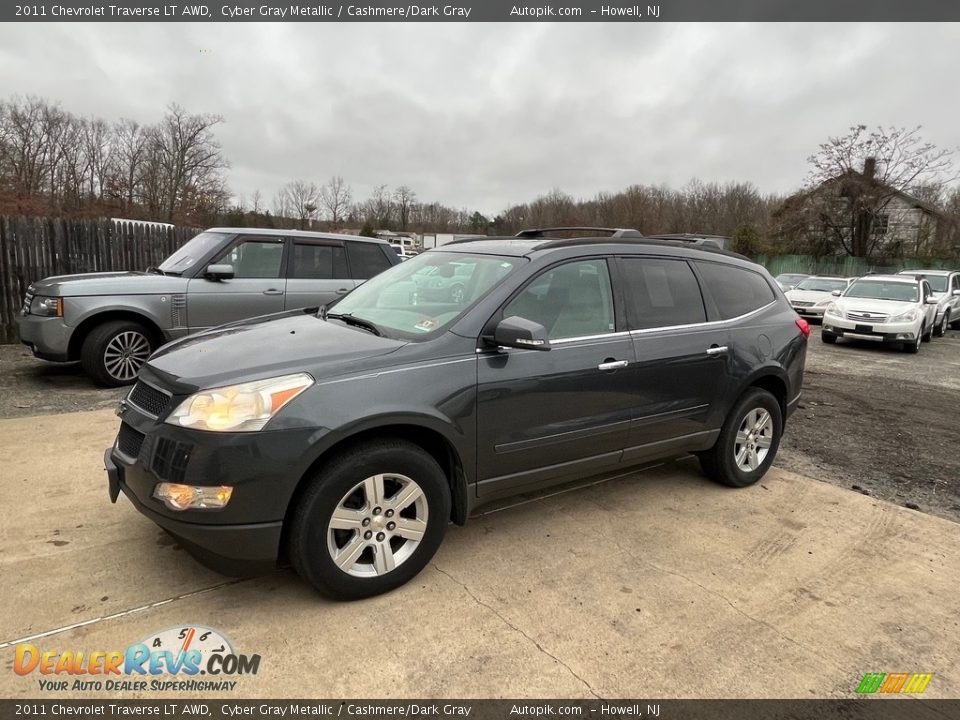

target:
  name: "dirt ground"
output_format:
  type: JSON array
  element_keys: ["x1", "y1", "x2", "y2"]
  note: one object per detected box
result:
[{"x1": 2, "y1": 323, "x2": 959, "y2": 523}]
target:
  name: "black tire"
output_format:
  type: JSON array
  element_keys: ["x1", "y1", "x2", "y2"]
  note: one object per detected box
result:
[
  {"x1": 289, "y1": 439, "x2": 451, "y2": 600},
  {"x1": 934, "y1": 312, "x2": 948, "y2": 337},
  {"x1": 821, "y1": 331, "x2": 837, "y2": 344},
  {"x1": 922, "y1": 322, "x2": 932, "y2": 342},
  {"x1": 903, "y1": 330, "x2": 921, "y2": 354},
  {"x1": 80, "y1": 319, "x2": 155, "y2": 387},
  {"x1": 698, "y1": 388, "x2": 783, "y2": 488}
]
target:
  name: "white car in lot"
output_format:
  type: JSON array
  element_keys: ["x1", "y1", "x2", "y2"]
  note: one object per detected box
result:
[
  {"x1": 785, "y1": 276, "x2": 854, "y2": 320},
  {"x1": 822, "y1": 274, "x2": 939, "y2": 353},
  {"x1": 896, "y1": 269, "x2": 960, "y2": 336}
]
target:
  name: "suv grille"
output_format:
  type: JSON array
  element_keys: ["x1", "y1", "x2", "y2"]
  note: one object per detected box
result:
[
  {"x1": 151, "y1": 437, "x2": 192, "y2": 483},
  {"x1": 847, "y1": 310, "x2": 889, "y2": 323},
  {"x1": 792, "y1": 301, "x2": 814, "y2": 308},
  {"x1": 116, "y1": 423, "x2": 145, "y2": 459},
  {"x1": 128, "y1": 381, "x2": 170, "y2": 417}
]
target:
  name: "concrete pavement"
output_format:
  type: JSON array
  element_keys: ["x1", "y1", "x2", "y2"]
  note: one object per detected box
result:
[{"x1": 2, "y1": 409, "x2": 958, "y2": 699}]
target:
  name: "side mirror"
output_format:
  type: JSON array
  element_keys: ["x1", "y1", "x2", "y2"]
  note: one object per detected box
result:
[
  {"x1": 953, "y1": 289, "x2": 960, "y2": 297},
  {"x1": 924, "y1": 296, "x2": 939, "y2": 305},
  {"x1": 204, "y1": 264, "x2": 234, "y2": 281},
  {"x1": 831, "y1": 290, "x2": 842, "y2": 297},
  {"x1": 491, "y1": 316, "x2": 551, "y2": 351}
]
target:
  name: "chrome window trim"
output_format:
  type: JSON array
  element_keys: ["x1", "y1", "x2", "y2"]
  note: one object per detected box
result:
[
  {"x1": 628, "y1": 300, "x2": 777, "y2": 336},
  {"x1": 550, "y1": 331, "x2": 631, "y2": 346}
]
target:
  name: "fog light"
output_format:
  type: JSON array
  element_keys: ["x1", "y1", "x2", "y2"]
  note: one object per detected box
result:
[{"x1": 153, "y1": 483, "x2": 233, "y2": 511}]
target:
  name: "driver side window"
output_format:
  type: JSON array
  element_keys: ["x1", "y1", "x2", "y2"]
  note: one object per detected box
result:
[
  {"x1": 503, "y1": 259, "x2": 615, "y2": 340},
  {"x1": 215, "y1": 239, "x2": 284, "y2": 279}
]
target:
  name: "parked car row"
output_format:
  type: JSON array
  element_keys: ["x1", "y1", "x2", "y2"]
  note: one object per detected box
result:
[{"x1": 776, "y1": 269, "x2": 960, "y2": 354}]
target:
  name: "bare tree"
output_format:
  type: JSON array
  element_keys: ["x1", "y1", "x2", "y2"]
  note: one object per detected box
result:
[
  {"x1": 393, "y1": 185, "x2": 417, "y2": 230},
  {"x1": 112, "y1": 119, "x2": 150, "y2": 211},
  {"x1": 250, "y1": 188, "x2": 263, "y2": 214},
  {"x1": 278, "y1": 179, "x2": 320, "y2": 229},
  {"x1": 319, "y1": 175, "x2": 352, "y2": 227}
]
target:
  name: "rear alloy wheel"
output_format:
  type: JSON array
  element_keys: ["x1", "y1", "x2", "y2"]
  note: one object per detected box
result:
[
  {"x1": 698, "y1": 388, "x2": 782, "y2": 488},
  {"x1": 81, "y1": 320, "x2": 155, "y2": 387},
  {"x1": 290, "y1": 440, "x2": 450, "y2": 600},
  {"x1": 934, "y1": 312, "x2": 948, "y2": 337}
]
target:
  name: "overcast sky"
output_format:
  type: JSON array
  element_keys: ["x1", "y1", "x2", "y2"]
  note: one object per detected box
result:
[{"x1": 1, "y1": 22, "x2": 958, "y2": 215}]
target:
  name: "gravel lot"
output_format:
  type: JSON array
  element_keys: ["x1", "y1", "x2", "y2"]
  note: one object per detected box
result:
[{"x1": 2, "y1": 323, "x2": 959, "y2": 523}]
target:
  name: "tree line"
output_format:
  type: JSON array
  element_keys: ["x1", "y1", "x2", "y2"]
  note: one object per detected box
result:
[{"x1": 2, "y1": 96, "x2": 958, "y2": 258}]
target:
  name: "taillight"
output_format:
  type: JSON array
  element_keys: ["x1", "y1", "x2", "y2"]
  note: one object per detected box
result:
[{"x1": 795, "y1": 317, "x2": 810, "y2": 338}]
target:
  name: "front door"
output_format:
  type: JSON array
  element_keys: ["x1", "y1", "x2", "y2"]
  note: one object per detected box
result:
[
  {"x1": 186, "y1": 235, "x2": 287, "y2": 331},
  {"x1": 476, "y1": 258, "x2": 637, "y2": 497}
]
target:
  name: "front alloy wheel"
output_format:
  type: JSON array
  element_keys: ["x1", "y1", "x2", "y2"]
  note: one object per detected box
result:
[
  {"x1": 290, "y1": 439, "x2": 451, "y2": 600},
  {"x1": 733, "y1": 408, "x2": 774, "y2": 473},
  {"x1": 327, "y1": 473, "x2": 428, "y2": 577},
  {"x1": 80, "y1": 319, "x2": 155, "y2": 387}
]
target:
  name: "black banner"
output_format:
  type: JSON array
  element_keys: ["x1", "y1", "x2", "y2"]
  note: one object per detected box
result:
[
  {"x1": 2, "y1": 700, "x2": 958, "y2": 720},
  {"x1": 5, "y1": 0, "x2": 960, "y2": 23}
]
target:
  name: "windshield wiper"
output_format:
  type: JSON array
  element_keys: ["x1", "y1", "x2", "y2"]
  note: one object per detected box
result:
[
  {"x1": 145, "y1": 266, "x2": 165, "y2": 275},
  {"x1": 325, "y1": 312, "x2": 383, "y2": 336}
]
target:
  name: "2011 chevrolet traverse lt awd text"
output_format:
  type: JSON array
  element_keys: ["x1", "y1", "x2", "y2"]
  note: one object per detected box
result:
[{"x1": 105, "y1": 228, "x2": 808, "y2": 599}]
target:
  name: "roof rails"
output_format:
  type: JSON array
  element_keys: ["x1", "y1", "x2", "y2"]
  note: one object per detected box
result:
[{"x1": 514, "y1": 227, "x2": 643, "y2": 239}]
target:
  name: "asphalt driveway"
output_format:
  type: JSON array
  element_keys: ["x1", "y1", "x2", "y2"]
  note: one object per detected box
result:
[{"x1": 2, "y1": 409, "x2": 959, "y2": 699}]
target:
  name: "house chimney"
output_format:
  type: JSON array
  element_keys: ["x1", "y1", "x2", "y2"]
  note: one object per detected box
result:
[{"x1": 863, "y1": 157, "x2": 876, "y2": 181}]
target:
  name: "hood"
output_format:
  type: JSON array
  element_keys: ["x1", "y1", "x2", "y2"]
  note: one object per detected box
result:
[
  {"x1": 145, "y1": 312, "x2": 406, "y2": 391},
  {"x1": 835, "y1": 297, "x2": 918, "y2": 314},
  {"x1": 30, "y1": 271, "x2": 187, "y2": 296},
  {"x1": 785, "y1": 289, "x2": 836, "y2": 303}
]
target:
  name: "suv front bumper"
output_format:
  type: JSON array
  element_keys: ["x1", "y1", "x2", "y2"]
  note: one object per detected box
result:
[
  {"x1": 15, "y1": 313, "x2": 73, "y2": 361},
  {"x1": 822, "y1": 314, "x2": 920, "y2": 343},
  {"x1": 105, "y1": 403, "x2": 319, "y2": 576}
]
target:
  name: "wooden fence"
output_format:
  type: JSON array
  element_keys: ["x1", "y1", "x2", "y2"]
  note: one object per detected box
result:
[{"x1": 0, "y1": 216, "x2": 198, "y2": 343}]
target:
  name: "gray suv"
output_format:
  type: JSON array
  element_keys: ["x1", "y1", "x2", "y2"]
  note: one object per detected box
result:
[
  {"x1": 15, "y1": 228, "x2": 399, "y2": 386},
  {"x1": 105, "y1": 228, "x2": 808, "y2": 600}
]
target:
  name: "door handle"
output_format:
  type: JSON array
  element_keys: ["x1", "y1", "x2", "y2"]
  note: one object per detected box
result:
[
  {"x1": 262, "y1": 289, "x2": 284, "y2": 296},
  {"x1": 706, "y1": 345, "x2": 728, "y2": 356},
  {"x1": 597, "y1": 359, "x2": 629, "y2": 371}
]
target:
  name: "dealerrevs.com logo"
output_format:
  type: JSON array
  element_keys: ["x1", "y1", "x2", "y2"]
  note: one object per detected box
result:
[{"x1": 13, "y1": 625, "x2": 260, "y2": 692}]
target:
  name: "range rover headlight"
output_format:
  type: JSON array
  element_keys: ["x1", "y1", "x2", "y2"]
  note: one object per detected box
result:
[
  {"x1": 167, "y1": 372, "x2": 314, "y2": 432},
  {"x1": 30, "y1": 296, "x2": 63, "y2": 317}
]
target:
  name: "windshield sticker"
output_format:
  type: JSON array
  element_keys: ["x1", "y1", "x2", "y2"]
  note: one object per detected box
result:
[{"x1": 414, "y1": 317, "x2": 439, "y2": 332}]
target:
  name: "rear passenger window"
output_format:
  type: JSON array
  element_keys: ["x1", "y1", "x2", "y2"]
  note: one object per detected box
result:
[
  {"x1": 695, "y1": 262, "x2": 776, "y2": 320},
  {"x1": 620, "y1": 258, "x2": 706, "y2": 329},
  {"x1": 347, "y1": 241, "x2": 392, "y2": 279},
  {"x1": 291, "y1": 243, "x2": 350, "y2": 279}
]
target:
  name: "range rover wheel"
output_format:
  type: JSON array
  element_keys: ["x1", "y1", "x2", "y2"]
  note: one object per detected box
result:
[
  {"x1": 934, "y1": 312, "x2": 948, "y2": 337},
  {"x1": 821, "y1": 330, "x2": 837, "y2": 344},
  {"x1": 697, "y1": 387, "x2": 782, "y2": 488},
  {"x1": 81, "y1": 320, "x2": 155, "y2": 387},
  {"x1": 903, "y1": 330, "x2": 921, "y2": 354},
  {"x1": 289, "y1": 439, "x2": 451, "y2": 600}
]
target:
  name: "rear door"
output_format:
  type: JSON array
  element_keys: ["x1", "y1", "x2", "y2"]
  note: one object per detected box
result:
[
  {"x1": 185, "y1": 235, "x2": 287, "y2": 331},
  {"x1": 345, "y1": 240, "x2": 395, "y2": 282},
  {"x1": 616, "y1": 256, "x2": 731, "y2": 459},
  {"x1": 285, "y1": 240, "x2": 356, "y2": 310}
]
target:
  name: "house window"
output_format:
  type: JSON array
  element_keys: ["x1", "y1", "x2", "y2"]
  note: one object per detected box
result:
[{"x1": 873, "y1": 213, "x2": 890, "y2": 235}]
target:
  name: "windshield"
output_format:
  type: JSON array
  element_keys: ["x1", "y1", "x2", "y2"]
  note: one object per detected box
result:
[
  {"x1": 924, "y1": 276, "x2": 948, "y2": 292},
  {"x1": 845, "y1": 280, "x2": 918, "y2": 303},
  {"x1": 795, "y1": 278, "x2": 848, "y2": 292},
  {"x1": 329, "y1": 251, "x2": 521, "y2": 338},
  {"x1": 776, "y1": 274, "x2": 807, "y2": 283},
  {"x1": 158, "y1": 231, "x2": 231, "y2": 273}
]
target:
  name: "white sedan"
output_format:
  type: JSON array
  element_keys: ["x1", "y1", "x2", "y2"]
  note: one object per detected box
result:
[{"x1": 785, "y1": 276, "x2": 854, "y2": 319}]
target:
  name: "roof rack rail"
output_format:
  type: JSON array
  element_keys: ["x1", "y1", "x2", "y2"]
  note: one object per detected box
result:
[{"x1": 514, "y1": 227, "x2": 643, "y2": 239}]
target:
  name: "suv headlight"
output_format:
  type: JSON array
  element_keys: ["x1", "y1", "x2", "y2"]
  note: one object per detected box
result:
[
  {"x1": 30, "y1": 296, "x2": 63, "y2": 317},
  {"x1": 815, "y1": 299, "x2": 833, "y2": 307},
  {"x1": 167, "y1": 372, "x2": 314, "y2": 432},
  {"x1": 824, "y1": 302, "x2": 842, "y2": 318},
  {"x1": 889, "y1": 309, "x2": 919, "y2": 323}
]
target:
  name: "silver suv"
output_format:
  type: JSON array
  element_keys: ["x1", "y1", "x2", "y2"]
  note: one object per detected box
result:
[
  {"x1": 896, "y1": 269, "x2": 960, "y2": 336},
  {"x1": 15, "y1": 228, "x2": 399, "y2": 386}
]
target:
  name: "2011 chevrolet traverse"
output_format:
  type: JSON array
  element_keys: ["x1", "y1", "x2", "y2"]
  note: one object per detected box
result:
[{"x1": 105, "y1": 228, "x2": 808, "y2": 599}]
